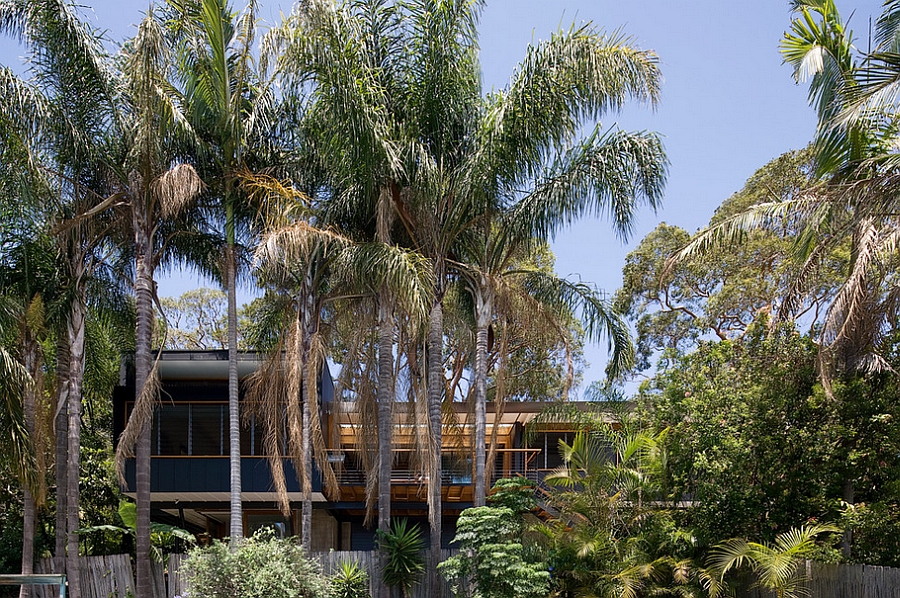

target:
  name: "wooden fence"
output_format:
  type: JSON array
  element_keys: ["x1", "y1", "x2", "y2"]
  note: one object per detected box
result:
[
  {"x1": 312, "y1": 550, "x2": 455, "y2": 598},
  {"x1": 36, "y1": 554, "x2": 900, "y2": 598},
  {"x1": 735, "y1": 560, "x2": 900, "y2": 598},
  {"x1": 29, "y1": 550, "x2": 453, "y2": 598},
  {"x1": 33, "y1": 555, "x2": 133, "y2": 598}
]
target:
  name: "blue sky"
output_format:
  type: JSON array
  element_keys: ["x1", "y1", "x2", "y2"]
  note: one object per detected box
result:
[{"x1": 2, "y1": 0, "x2": 887, "y2": 391}]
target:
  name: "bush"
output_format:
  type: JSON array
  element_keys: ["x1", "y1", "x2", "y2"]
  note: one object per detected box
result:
[
  {"x1": 439, "y1": 506, "x2": 549, "y2": 598},
  {"x1": 376, "y1": 519, "x2": 424, "y2": 598},
  {"x1": 180, "y1": 529, "x2": 329, "y2": 598},
  {"x1": 329, "y1": 559, "x2": 370, "y2": 598}
]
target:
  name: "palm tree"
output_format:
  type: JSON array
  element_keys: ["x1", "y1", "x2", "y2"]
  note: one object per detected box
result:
[
  {"x1": 250, "y1": 216, "x2": 431, "y2": 552},
  {"x1": 267, "y1": 3, "x2": 424, "y2": 586},
  {"x1": 110, "y1": 12, "x2": 204, "y2": 598},
  {"x1": 273, "y1": 2, "x2": 665, "y2": 578},
  {"x1": 0, "y1": 3, "x2": 123, "y2": 595},
  {"x1": 707, "y1": 524, "x2": 839, "y2": 598},
  {"x1": 460, "y1": 126, "x2": 667, "y2": 503},
  {"x1": 0, "y1": 233, "x2": 59, "y2": 598},
  {"x1": 400, "y1": 13, "x2": 664, "y2": 569},
  {"x1": 165, "y1": 0, "x2": 274, "y2": 543}
]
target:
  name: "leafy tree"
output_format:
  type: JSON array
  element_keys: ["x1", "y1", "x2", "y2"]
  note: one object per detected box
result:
[
  {"x1": 439, "y1": 504, "x2": 549, "y2": 598},
  {"x1": 615, "y1": 148, "x2": 842, "y2": 372},
  {"x1": 642, "y1": 324, "x2": 900, "y2": 563},
  {"x1": 160, "y1": 288, "x2": 228, "y2": 350}
]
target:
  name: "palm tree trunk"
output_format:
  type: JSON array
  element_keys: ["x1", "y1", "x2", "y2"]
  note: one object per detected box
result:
[
  {"x1": 134, "y1": 213, "x2": 154, "y2": 598},
  {"x1": 377, "y1": 296, "x2": 394, "y2": 598},
  {"x1": 20, "y1": 335, "x2": 38, "y2": 598},
  {"x1": 226, "y1": 245, "x2": 243, "y2": 545},
  {"x1": 301, "y1": 376, "x2": 312, "y2": 551},
  {"x1": 54, "y1": 339, "x2": 68, "y2": 576},
  {"x1": 300, "y1": 283, "x2": 313, "y2": 552},
  {"x1": 426, "y1": 299, "x2": 444, "y2": 592},
  {"x1": 66, "y1": 293, "x2": 86, "y2": 598},
  {"x1": 473, "y1": 285, "x2": 491, "y2": 507},
  {"x1": 300, "y1": 274, "x2": 317, "y2": 553}
]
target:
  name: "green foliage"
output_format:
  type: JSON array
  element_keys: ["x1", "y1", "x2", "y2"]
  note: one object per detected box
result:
[
  {"x1": 76, "y1": 500, "x2": 195, "y2": 559},
  {"x1": 708, "y1": 524, "x2": 840, "y2": 598},
  {"x1": 487, "y1": 478, "x2": 537, "y2": 514},
  {"x1": 329, "y1": 560, "x2": 370, "y2": 598},
  {"x1": 159, "y1": 288, "x2": 260, "y2": 351},
  {"x1": 180, "y1": 530, "x2": 330, "y2": 598},
  {"x1": 439, "y1": 506, "x2": 549, "y2": 598},
  {"x1": 642, "y1": 324, "x2": 900, "y2": 564},
  {"x1": 614, "y1": 148, "x2": 842, "y2": 372},
  {"x1": 839, "y1": 501, "x2": 900, "y2": 567},
  {"x1": 376, "y1": 519, "x2": 424, "y2": 596},
  {"x1": 76, "y1": 448, "x2": 126, "y2": 556},
  {"x1": 531, "y1": 419, "x2": 712, "y2": 598}
]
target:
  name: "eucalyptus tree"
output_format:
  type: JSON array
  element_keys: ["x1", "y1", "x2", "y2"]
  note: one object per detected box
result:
[{"x1": 164, "y1": 0, "x2": 274, "y2": 543}]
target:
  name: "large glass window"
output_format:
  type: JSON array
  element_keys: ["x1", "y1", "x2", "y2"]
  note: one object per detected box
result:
[
  {"x1": 156, "y1": 405, "x2": 189, "y2": 455},
  {"x1": 142, "y1": 402, "x2": 296, "y2": 456},
  {"x1": 192, "y1": 405, "x2": 224, "y2": 456}
]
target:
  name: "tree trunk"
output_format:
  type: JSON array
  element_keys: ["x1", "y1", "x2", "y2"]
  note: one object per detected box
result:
[
  {"x1": 300, "y1": 284, "x2": 313, "y2": 553},
  {"x1": 301, "y1": 373, "x2": 312, "y2": 551},
  {"x1": 473, "y1": 285, "x2": 491, "y2": 507},
  {"x1": 66, "y1": 294, "x2": 86, "y2": 598},
  {"x1": 226, "y1": 246, "x2": 243, "y2": 545},
  {"x1": 20, "y1": 334, "x2": 39, "y2": 598},
  {"x1": 377, "y1": 297, "x2": 395, "y2": 598},
  {"x1": 841, "y1": 477, "x2": 854, "y2": 558},
  {"x1": 426, "y1": 299, "x2": 444, "y2": 592},
  {"x1": 134, "y1": 210, "x2": 154, "y2": 598},
  {"x1": 54, "y1": 339, "x2": 69, "y2": 576}
]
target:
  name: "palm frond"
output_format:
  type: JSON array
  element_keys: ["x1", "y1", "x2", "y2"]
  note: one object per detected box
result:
[{"x1": 504, "y1": 128, "x2": 666, "y2": 243}]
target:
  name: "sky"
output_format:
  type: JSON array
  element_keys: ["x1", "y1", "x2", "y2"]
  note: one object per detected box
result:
[{"x1": 2, "y1": 0, "x2": 887, "y2": 392}]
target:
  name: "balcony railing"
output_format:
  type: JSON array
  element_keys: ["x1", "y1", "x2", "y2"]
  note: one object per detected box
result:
[{"x1": 331, "y1": 448, "x2": 542, "y2": 487}]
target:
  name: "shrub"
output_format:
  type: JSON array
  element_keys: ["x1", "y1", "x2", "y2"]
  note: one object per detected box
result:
[
  {"x1": 180, "y1": 529, "x2": 329, "y2": 598},
  {"x1": 376, "y1": 519, "x2": 425, "y2": 598},
  {"x1": 329, "y1": 559, "x2": 370, "y2": 598},
  {"x1": 439, "y1": 506, "x2": 549, "y2": 598}
]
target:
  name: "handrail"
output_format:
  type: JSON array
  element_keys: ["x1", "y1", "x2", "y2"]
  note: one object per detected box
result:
[{"x1": 0, "y1": 574, "x2": 66, "y2": 598}]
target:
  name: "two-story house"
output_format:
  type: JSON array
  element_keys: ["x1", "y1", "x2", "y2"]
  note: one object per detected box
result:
[{"x1": 113, "y1": 350, "x2": 590, "y2": 550}]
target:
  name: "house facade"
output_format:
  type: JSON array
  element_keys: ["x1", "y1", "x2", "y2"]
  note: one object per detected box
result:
[{"x1": 112, "y1": 350, "x2": 588, "y2": 550}]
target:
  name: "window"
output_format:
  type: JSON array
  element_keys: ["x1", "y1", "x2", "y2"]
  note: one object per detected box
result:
[{"x1": 191, "y1": 405, "x2": 224, "y2": 456}]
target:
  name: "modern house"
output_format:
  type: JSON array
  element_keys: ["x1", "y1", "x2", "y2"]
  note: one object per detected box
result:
[{"x1": 112, "y1": 350, "x2": 592, "y2": 550}]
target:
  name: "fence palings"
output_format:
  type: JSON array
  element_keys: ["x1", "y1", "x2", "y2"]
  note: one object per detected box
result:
[
  {"x1": 734, "y1": 560, "x2": 900, "y2": 598},
  {"x1": 49, "y1": 550, "x2": 900, "y2": 598}
]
